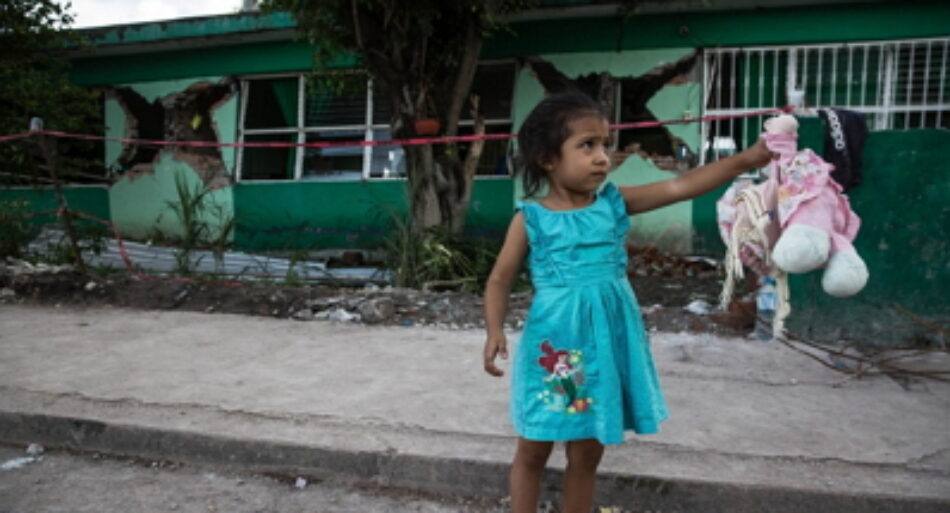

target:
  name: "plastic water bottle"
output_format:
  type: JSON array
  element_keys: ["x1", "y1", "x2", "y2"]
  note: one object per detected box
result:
[{"x1": 754, "y1": 277, "x2": 777, "y2": 341}]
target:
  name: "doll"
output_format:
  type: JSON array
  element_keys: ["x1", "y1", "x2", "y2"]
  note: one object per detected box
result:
[{"x1": 764, "y1": 115, "x2": 869, "y2": 298}]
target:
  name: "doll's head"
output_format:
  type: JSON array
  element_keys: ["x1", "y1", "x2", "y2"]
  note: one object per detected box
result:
[
  {"x1": 764, "y1": 114, "x2": 799, "y2": 135},
  {"x1": 517, "y1": 92, "x2": 608, "y2": 197},
  {"x1": 762, "y1": 114, "x2": 800, "y2": 162}
]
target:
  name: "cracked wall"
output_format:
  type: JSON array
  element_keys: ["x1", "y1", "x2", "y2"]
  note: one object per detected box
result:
[
  {"x1": 104, "y1": 77, "x2": 237, "y2": 242},
  {"x1": 513, "y1": 48, "x2": 701, "y2": 253}
]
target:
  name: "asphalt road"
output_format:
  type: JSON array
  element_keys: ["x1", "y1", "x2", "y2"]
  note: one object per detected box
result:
[{"x1": 0, "y1": 445, "x2": 507, "y2": 513}]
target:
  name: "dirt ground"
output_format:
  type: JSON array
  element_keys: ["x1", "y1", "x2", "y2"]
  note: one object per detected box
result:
[{"x1": 0, "y1": 249, "x2": 755, "y2": 337}]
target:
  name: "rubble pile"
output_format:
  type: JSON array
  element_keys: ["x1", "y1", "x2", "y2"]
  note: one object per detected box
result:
[
  {"x1": 626, "y1": 245, "x2": 719, "y2": 278},
  {"x1": 0, "y1": 253, "x2": 753, "y2": 337}
]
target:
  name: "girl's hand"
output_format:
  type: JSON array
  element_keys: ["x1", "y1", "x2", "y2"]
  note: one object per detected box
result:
[
  {"x1": 483, "y1": 333, "x2": 509, "y2": 377},
  {"x1": 739, "y1": 138, "x2": 777, "y2": 169}
]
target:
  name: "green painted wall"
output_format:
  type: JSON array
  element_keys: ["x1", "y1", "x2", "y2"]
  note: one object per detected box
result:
[
  {"x1": 233, "y1": 178, "x2": 514, "y2": 250},
  {"x1": 0, "y1": 187, "x2": 110, "y2": 224},
  {"x1": 465, "y1": 179, "x2": 516, "y2": 237},
  {"x1": 785, "y1": 129, "x2": 949, "y2": 345},
  {"x1": 234, "y1": 180, "x2": 404, "y2": 250},
  {"x1": 511, "y1": 48, "x2": 701, "y2": 252},
  {"x1": 109, "y1": 154, "x2": 234, "y2": 242},
  {"x1": 690, "y1": 182, "x2": 729, "y2": 255},
  {"x1": 105, "y1": 76, "x2": 238, "y2": 242}
]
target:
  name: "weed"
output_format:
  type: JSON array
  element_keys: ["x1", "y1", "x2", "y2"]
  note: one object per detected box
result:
[
  {"x1": 0, "y1": 200, "x2": 35, "y2": 259},
  {"x1": 282, "y1": 249, "x2": 314, "y2": 287},
  {"x1": 163, "y1": 174, "x2": 235, "y2": 276},
  {"x1": 382, "y1": 214, "x2": 503, "y2": 293}
]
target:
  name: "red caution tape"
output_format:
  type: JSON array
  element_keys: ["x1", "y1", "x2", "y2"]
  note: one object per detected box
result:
[
  {"x1": 1, "y1": 106, "x2": 793, "y2": 150},
  {"x1": 0, "y1": 132, "x2": 34, "y2": 143}
]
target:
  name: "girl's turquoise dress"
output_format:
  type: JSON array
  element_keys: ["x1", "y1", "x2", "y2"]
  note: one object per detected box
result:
[{"x1": 511, "y1": 183, "x2": 668, "y2": 445}]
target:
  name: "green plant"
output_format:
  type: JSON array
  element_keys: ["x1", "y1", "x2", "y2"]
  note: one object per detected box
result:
[
  {"x1": 382, "y1": 213, "x2": 503, "y2": 293},
  {"x1": 207, "y1": 202, "x2": 235, "y2": 273},
  {"x1": 1, "y1": 1, "x2": 102, "y2": 185},
  {"x1": 282, "y1": 249, "x2": 313, "y2": 287},
  {"x1": 0, "y1": 199, "x2": 34, "y2": 259},
  {"x1": 37, "y1": 217, "x2": 106, "y2": 266},
  {"x1": 167, "y1": 175, "x2": 209, "y2": 275},
  {"x1": 164, "y1": 174, "x2": 235, "y2": 276},
  {"x1": 75, "y1": 220, "x2": 107, "y2": 255}
]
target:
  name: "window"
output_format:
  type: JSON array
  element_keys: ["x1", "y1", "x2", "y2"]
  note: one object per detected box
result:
[
  {"x1": 237, "y1": 62, "x2": 517, "y2": 181},
  {"x1": 237, "y1": 74, "x2": 399, "y2": 181},
  {"x1": 459, "y1": 61, "x2": 517, "y2": 177},
  {"x1": 238, "y1": 77, "x2": 301, "y2": 180},
  {"x1": 701, "y1": 37, "x2": 950, "y2": 164}
]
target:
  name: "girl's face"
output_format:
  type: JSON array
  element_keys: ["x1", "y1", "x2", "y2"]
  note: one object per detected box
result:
[{"x1": 544, "y1": 115, "x2": 612, "y2": 194}]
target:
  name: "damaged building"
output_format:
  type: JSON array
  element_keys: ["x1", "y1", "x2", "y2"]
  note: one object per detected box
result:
[{"x1": 1, "y1": 0, "x2": 948, "y2": 339}]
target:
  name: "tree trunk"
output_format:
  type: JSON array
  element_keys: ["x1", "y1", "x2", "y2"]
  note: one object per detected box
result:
[
  {"x1": 386, "y1": 13, "x2": 487, "y2": 234},
  {"x1": 450, "y1": 101, "x2": 486, "y2": 233},
  {"x1": 405, "y1": 20, "x2": 484, "y2": 234},
  {"x1": 405, "y1": 141, "x2": 439, "y2": 230}
]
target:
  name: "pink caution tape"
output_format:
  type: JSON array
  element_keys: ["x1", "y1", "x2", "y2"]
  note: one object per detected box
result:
[{"x1": 1, "y1": 106, "x2": 793, "y2": 149}]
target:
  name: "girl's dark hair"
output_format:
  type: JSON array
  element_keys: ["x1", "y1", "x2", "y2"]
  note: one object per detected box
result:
[{"x1": 516, "y1": 92, "x2": 607, "y2": 198}]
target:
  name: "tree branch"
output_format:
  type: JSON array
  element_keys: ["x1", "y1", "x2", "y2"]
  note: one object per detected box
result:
[
  {"x1": 461, "y1": 95, "x2": 486, "y2": 180},
  {"x1": 445, "y1": 19, "x2": 483, "y2": 137}
]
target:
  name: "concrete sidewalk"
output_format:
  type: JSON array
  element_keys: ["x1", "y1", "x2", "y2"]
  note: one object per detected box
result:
[{"x1": 1, "y1": 304, "x2": 948, "y2": 512}]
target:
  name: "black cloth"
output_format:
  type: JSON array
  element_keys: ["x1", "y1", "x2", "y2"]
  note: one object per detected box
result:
[{"x1": 819, "y1": 108, "x2": 868, "y2": 191}]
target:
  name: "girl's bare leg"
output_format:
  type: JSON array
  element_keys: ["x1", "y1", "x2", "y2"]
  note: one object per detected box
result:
[
  {"x1": 510, "y1": 437, "x2": 554, "y2": 513},
  {"x1": 562, "y1": 438, "x2": 605, "y2": 513}
]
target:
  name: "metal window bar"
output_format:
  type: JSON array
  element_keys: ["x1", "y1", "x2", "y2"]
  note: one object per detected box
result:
[
  {"x1": 830, "y1": 46, "x2": 838, "y2": 106},
  {"x1": 701, "y1": 37, "x2": 950, "y2": 165},
  {"x1": 844, "y1": 46, "x2": 854, "y2": 105},
  {"x1": 864, "y1": 47, "x2": 871, "y2": 105},
  {"x1": 730, "y1": 50, "x2": 737, "y2": 141},
  {"x1": 294, "y1": 74, "x2": 306, "y2": 180},
  {"x1": 743, "y1": 51, "x2": 751, "y2": 146},
  {"x1": 881, "y1": 46, "x2": 895, "y2": 130},
  {"x1": 235, "y1": 79, "x2": 250, "y2": 181},
  {"x1": 905, "y1": 43, "x2": 915, "y2": 129},
  {"x1": 939, "y1": 40, "x2": 948, "y2": 127},
  {"x1": 922, "y1": 41, "x2": 931, "y2": 128},
  {"x1": 773, "y1": 48, "x2": 779, "y2": 109},
  {"x1": 362, "y1": 79, "x2": 374, "y2": 180}
]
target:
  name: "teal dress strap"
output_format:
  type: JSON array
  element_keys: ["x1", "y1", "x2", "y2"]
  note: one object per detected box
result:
[
  {"x1": 515, "y1": 200, "x2": 540, "y2": 250},
  {"x1": 600, "y1": 183, "x2": 631, "y2": 236}
]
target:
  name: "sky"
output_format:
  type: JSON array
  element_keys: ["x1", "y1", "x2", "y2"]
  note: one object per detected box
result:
[{"x1": 69, "y1": 0, "x2": 245, "y2": 28}]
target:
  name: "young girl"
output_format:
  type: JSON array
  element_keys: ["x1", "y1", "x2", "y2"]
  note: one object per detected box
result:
[{"x1": 482, "y1": 92, "x2": 774, "y2": 513}]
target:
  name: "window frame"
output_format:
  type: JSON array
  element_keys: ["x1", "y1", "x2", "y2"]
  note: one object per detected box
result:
[{"x1": 235, "y1": 60, "x2": 517, "y2": 182}]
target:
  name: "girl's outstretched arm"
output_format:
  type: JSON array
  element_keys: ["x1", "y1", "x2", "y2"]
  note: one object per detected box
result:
[
  {"x1": 618, "y1": 138, "x2": 775, "y2": 214},
  {"x1": 483, "y1": 212, "x2": 528, "y2": 377}
]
